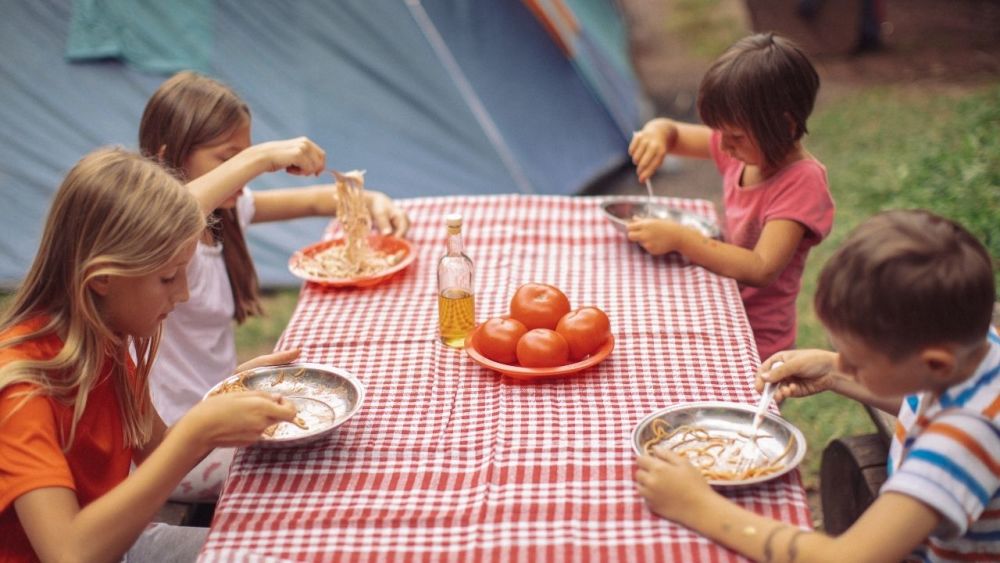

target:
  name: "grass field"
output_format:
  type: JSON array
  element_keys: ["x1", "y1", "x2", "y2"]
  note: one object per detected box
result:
[{"x1": 785, "y1": 83, "x2": 1000, "y2": 492}]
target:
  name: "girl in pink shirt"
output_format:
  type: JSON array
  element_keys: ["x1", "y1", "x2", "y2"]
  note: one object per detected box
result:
[{"x1": 628, "y1": 33, "x2": 835, "y2": 362}]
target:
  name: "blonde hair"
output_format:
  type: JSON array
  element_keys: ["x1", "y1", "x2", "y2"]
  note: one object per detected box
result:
[
  {"x1": 139, "y1": 70, "x2": 262, "y2": 323},
  {"x1": 0, "y1": 148, "x2": 205, "y2": 449},
  {"x1": 816, "y1": 210, "x2": 995, "y2": 359}
]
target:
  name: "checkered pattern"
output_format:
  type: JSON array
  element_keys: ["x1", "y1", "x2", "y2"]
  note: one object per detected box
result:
[{"x1": 199, "y1": 195, "x2": 810, "y2": 562}]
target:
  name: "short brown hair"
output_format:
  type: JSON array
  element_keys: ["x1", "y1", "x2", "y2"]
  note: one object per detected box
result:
[
  {"x1": 139, "y1": 71, "x2": 262, "y2": 323},
  {"x1": 815, "y1": 210, "x2": 995, "y2": 359},
  {"x1": 697, "y1": 33, "x2": 819, "y2": 170}
]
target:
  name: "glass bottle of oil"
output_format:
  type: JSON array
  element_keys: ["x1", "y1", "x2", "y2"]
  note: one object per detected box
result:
[{"x1": 438, "y1": 213, "x2": 475, "y2": 348}]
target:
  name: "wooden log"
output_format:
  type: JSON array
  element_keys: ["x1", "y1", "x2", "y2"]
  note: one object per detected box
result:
[{"x1": 820, "y1": 433, "x2": 888, "y2": 534}]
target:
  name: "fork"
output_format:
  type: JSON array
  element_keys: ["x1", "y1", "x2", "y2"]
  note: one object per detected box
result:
[{"x1": 738, "y1": 362, "x2": 783, "y2": 472}]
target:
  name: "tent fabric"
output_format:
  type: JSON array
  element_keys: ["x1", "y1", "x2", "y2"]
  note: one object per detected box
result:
[
  {"x1": 0, "y1": 0, "x2": 644, "y2": 286},
  {"x1": 66, "y1": 0, "x2": 214, "y2": 74}
]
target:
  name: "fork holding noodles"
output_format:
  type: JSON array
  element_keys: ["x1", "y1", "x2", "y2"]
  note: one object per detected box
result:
[{"x1": 293, "y1": 170, "x2": 407, "y2": 279}]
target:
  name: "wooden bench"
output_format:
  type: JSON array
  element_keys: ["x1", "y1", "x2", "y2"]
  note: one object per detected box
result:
[{"x1": 819, "y1": 405, "x2": 895, "y2": 534}]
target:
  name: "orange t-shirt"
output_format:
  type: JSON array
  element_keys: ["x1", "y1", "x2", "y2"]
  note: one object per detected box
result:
[{"x1": 0, "y1": 318, "x2": 135, "y2": 563}]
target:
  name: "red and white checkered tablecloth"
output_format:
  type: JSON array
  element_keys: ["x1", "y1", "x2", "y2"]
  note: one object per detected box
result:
[{"x1": 199, "y1": 195, "x2": 811, "y2": 562}]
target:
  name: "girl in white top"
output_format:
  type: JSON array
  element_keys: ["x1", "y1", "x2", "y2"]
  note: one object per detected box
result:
[{"x1": 139, "y1": 71, "x2": 410, "y2": 500}]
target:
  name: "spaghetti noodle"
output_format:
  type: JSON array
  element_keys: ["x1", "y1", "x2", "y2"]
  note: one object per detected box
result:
[
  {"x1": 294, "y1": 170, "x2": 405, "y2": 279},
  {"x1": 641, "y1": 420, "x2": 796, "y2": 481}
]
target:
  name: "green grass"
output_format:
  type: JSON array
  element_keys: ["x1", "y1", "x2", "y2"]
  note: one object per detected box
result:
[
  {"x1": 234, "y1": 288, "x2": 301, "y2": 364},
  {"x1": 667, "y1": 0, "x2": 748, "y2": 60},
  {"x1": 785, "y1": 83, "x2": 1000, "y2": 492}
]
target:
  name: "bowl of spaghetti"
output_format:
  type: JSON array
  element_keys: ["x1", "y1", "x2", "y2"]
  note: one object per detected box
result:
[
  {"x1": 288, "y1": 169, "x2": 416, "y2": 287},
  {"x1": 632, "y1": 401, "x2": 806, "y2": 486},
  {"x1": 205, "y1": 363, "x2": 365, "y2": 448},
  {"x1": 289, "y1": 234, "x2": 415, "y2": 287}
]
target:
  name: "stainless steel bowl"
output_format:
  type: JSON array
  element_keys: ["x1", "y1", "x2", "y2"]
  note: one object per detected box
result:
[
  {"x1": 601, "y1": 199, "x2": 720, "y2": 239},
  {"x1": 631, "y1": 401, "x2": 806, "y2": 486},
  {"x1": 205, "y1": 363, "x2": 365, "y2": 448}
]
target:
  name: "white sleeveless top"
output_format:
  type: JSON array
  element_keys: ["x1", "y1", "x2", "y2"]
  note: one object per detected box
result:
[{"x1": 150, "y1": 190, "x2": 255, "y2": 425}]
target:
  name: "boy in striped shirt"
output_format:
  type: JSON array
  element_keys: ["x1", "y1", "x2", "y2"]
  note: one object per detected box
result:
[{"x1": 636, "y1": 210, "x2": 998, "y2": 562}]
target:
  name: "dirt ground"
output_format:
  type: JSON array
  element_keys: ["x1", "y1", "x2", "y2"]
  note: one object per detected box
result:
[{"x1": 592, "y1": 0, "x2": 1000, "y2": 205}]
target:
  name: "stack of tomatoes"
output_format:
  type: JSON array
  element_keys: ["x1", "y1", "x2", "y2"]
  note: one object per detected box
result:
[{"x1": 472, "y1": 283, "x2": 611, "y2": 368}]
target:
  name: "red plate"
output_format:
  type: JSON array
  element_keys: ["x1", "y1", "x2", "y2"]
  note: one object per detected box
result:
[
  {"x1": 288, "y1": 234, "x2": 415, "y2": 287},
  {"x1": 464, "y1": 324, "x2": 614, "y2": 380}
]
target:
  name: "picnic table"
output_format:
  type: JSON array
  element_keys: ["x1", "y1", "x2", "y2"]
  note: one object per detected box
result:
[{"x1": 198, "y1": 194, "x2": 811, "y2": 562}]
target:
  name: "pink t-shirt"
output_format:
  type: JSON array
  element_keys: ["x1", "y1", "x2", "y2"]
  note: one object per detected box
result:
[{"x1": 709, "y1": 131, "x2": 835, "y2": 361}]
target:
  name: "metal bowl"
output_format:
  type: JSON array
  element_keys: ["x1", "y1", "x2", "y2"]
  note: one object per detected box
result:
[
  {"x1": 631, "y1": 401, "x2": 806, "y2": 486},
  {"x1": 205, "y1": 363, "x2": 365, "y2": 448},
  {"x1": 601, "y1": 199, "x2": 720, "y2": 239}
]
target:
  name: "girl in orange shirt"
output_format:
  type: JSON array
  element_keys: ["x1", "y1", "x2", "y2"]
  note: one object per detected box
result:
[{"x1": 0, "y1": 147, "x2": 321, "y2": 562}]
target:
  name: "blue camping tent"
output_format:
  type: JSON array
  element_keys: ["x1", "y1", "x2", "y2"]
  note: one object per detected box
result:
[{"x1": 0, "y1": 0, "x2": 643, "y2": 285}]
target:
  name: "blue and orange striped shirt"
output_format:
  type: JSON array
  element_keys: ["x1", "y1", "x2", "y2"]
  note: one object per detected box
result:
[{"x1": 882, "y1": 328, "x2": 1000, "y2": 562}]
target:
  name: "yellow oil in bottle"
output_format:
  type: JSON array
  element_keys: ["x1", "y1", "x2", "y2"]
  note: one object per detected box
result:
[{"x1": 438, "y1": 287, "x2": 476, "y2": 348}]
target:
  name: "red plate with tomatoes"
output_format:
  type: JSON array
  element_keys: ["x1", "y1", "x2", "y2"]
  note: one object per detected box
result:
[{"x1": 464, "y1": 325, "x2": 614, "y2": 381}]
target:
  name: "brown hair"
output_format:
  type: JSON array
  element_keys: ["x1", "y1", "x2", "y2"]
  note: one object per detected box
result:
[
  {"x1": 139, "y1": 71, "x2": 262, "y2": 323},
  {"x1": 697, "y1": 33, "x2": 820, "y2": 171},
  {"x1": 0, "y1": 148, "x2": 205, "y2": 448},
  {"x1": 815, "y1": 210, "x2": 995, "y2": 359}
]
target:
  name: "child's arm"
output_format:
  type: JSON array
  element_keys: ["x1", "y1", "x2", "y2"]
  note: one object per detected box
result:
[
  {"x1": 14, "y1": 392, "x2": 295, "y2": 563},
  {"x1": 185, "y1": 137, "x2": 328, "y2": 216},
  {"x1": 636, "y1": 451, "x2": 940, "y2": 563},
  {"x1": 629, "y1": 118, "x2": 713, "y2": 183},
  {"x1": 628, "y1": 217, "x2": 805, "y2": 288},
  {"x1": 759, "y1": 351, "x2": 904, "y2": 414},
  {"x1": 252, "y1": 185, "x2": 410, "y2": 236}
]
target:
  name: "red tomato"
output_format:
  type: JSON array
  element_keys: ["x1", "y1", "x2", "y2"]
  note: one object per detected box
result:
[
  {"x1": 509, "y1": 283, "x2": 571, "y2": 330},
  {"x1": 473, "y1": 317, "x2": 528, "y2": 364},
  {"x1": 515, "y1": 328, "x2": 570, "y2": 367},
  {"x1": 556, "y1": 307, "x2": 611, "y2": 361}
]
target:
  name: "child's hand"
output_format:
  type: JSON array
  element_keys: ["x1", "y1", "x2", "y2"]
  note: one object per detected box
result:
[
  {"x1": 235, "y1": 348, "x2": 302, "y2": 373},
  {"x1": 626, "y1": 218, "x2": 687, "y2": 255},
  {"x1": 635, "y1": 450, "x2": 717, "y2": 525},
  {"x1": 365, "y1": 190, "x2": 411, "y2": 236},
  {"x1": 629, "y1": 124, "x2": 671, "y2": 183},
  {"x1": 178, "y1": 392, "x2": 297, "y2": 449},
  {"x1": 757, "y1": 350, "x2": 840, "y2": 402},
  {"x1": 253, "y1": 137, "x2": 327, "y2": 176}
]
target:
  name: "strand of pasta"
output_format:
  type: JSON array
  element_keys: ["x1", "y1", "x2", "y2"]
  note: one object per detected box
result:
[
  {"x1": 642, "y1": 419, "x2": 796, "y2": 481},
  {"x1": 294, "y1": 170, "x2": 404, "y2": 278}
]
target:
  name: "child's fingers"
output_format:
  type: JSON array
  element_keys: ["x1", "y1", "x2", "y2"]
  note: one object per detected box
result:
[
  {"x1": 265, "y1": 395, "x2": 298, "y2": 419},
  {"x1": 629, "y1": 140, "x2": 648, "y2": 163},
  {"x1": 649, "y1": 448, "x2": 685, "y2": 464},
  {"x1": 372, "y1": 211, "x2": 392, "y2": 235},
  {"x1": 235, "y1": 348, "x2": 301, "y2": 372},
  {"x1": 391, "y1": 210, "x2": 411, "y2": 237},
  {"x1": 635, "y1": 455, "x2": 658, "y2": 470}
]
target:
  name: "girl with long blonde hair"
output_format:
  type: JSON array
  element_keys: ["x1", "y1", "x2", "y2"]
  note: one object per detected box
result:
[{"x1": 0, "y1": 148, "x2": 299, "y2": 562}]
